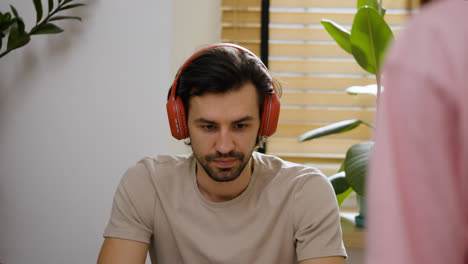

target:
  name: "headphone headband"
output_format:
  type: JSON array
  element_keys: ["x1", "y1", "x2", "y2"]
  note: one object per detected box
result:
[{"x1": 170, "y1": 43, "x2": 272, "y2": 99}]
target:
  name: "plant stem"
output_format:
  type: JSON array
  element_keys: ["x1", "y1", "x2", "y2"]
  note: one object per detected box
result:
[
  {"x1": 376, "y1": 70, "x2": 382, "y2": 112},
  {"x1": 362, "y1": 120, "x2": 376, "y2": 129},
  {"x1": 0, "y1": 49, "x2": 11, "y2": 59}
]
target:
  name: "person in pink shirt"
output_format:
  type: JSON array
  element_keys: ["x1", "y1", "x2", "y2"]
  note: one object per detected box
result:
[{"x1": 366, "y1": 0, "x2": 468, "y2": 263}]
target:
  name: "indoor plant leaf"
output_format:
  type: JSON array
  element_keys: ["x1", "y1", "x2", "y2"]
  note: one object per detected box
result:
[
  {"x1": 344, "y1": 142, "x2": 374, "y2": 197},
  {"x1": 33, "y1": 0, "x2": 43, "y2": 23},
  {"x1": 0, "y1": 13, "x2": 16, "y2": 32},
  {"x1": 58, "y1": 3, "x2": 85, "y2": 12},
  {"x1": 61, "y1": 0, "x2": 75, "y2": 5},
  {"x1": 48, "y1": 0, "x2": 54, "y2": 13},
  {"x1": 16, "y1": 17, "x2": 26, "y2": 34},
  {"x1": 10, "y1": 5, "x2": 19, "y2": 18},
  {"x1": 320, "y1": 19, "x2": 352, "y2": 54},
  {"x1": 298, "y1": 119, "x2": 362, "y2": 142},
  {"x1": 329, "y1": 171, "x2": 354, "y2": 206},
  {"x1": 336, "y1": 187, "x2": 354, "y2": 206},
  {"x1": 0, "y1": 12, "x2": 7, "y2": 26},
  {"x1": 346, "y1": 84, "x2": 381, "y2": 97},
  {"x1": 30, "y1": 23, "x2": 63, "y2": 35},
  {"x1": 357, "y1": 0, "x2": 386, "y2": 16},
  {"x1": 350, "y1": 6, "x2": 394, "y2": 75},
  {"x1": 7, "y1": 21, "x2": 31, "y2": 51},
  {"x1": 49, "y1": 16, "x2": 82, "y2": 22},
  {"x1": 329, "y1": 172, "x2": 350, "y2": 195}
]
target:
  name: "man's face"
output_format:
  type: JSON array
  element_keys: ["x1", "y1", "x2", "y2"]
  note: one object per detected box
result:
[{"x1": 187, "y1": 82, "x2": 260, "y2": 182}]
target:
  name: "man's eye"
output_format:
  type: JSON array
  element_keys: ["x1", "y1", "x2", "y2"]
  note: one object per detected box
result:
[
  {"x1": 235, "y1": 123, "x2": 248, "y2": 129},
  {"x1": 201, "y1": 124, "x2": 215, "y2": 131}
]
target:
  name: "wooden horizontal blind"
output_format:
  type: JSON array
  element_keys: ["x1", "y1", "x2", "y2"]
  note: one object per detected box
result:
[
  {"x1": 221, "y1": 0, "x2": 263, "y2": 58},
  {"x1": 221, "y1": 0, "x2": 417, "y2": 176}
]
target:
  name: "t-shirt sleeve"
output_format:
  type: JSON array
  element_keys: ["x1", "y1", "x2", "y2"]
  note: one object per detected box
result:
[
  {"x1": 103, "y1": 162, "x2": 156, "y2": 244},
  {"x1": 293, "y1": 171, "x2": 347, "y2": 261}
]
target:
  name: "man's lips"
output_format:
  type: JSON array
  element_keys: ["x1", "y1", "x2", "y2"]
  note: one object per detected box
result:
[{"x1": 212, "y1": 158, "x2": 237, "y2": 168}]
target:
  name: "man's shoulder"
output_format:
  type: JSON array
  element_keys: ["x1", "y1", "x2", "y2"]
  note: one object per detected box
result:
[
  {"x1": 253, "y1": 152, "x2": 327, "y2": 183},
  {"x1": 120, "y1": 154, "x2": 194, "y2": 187},
  {"x1": 138, "y1": 154, "x2": 193, "y2": 170}
]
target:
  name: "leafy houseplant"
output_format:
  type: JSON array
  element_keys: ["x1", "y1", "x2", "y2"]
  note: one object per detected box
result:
[
  {"x1": 0, "y1": 0, "x2": 85, "y2": 60},
  {"x1": 298, "y1": 0, "x2": 394, "y2": 226}
]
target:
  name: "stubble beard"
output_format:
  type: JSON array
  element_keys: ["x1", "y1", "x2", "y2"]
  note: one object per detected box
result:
[{"x1": 195, "y1": 151, "x2": 253, "y2": 182}]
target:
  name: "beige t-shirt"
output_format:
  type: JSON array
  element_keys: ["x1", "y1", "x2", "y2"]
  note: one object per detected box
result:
[{"x1": 104, "y1": 152, "x2": 346, "y2": 263}]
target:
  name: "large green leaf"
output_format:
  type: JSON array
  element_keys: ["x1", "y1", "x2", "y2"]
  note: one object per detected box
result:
[
  {"x1": 357, "y1": 0, "x2": 386, "y2": 16},
  {"x1": 33, "y1": 0, "x2": 43, "y2": 23},
  {"x1": 329, "y1": 171, "x2": 354, "y2": 206},
  {"x1": 344, "y1": 142, "x2": 374, "y2": 197},
  {"x1": 298, "y1": 119, "x2": 362, "y2": 142},
  {"x1": 329, "y1": 172, "x2": 350, "y2": 195},
  {"x1": 320, "y1": 19, "x2": 352, "y2": 54},
  {"x1": 336, "y1": 187, "x2": 354, "y2": 206},
  {"x1": 350, "y1": 7, "x2": 393, "y2": 75},
  {"x1": 30, "y1": 23, "x2": 63, "y2": 35}
]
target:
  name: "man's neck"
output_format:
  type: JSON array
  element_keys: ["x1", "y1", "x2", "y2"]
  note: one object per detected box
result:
[{"x1": 196, "y1": 158, "x2": 253, "y2": 203}]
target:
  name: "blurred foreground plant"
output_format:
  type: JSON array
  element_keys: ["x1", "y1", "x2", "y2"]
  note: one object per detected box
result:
[{"x1": 0, "y1": 0, "x2": 85, "y2": 59}]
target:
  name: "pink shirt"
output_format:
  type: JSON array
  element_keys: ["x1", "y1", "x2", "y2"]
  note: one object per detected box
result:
[{"x1": 366, "y1": 1, "x2": 468, "y2": 263}]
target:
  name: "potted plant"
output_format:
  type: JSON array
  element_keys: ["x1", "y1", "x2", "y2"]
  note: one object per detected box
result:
[
  {"x1": 298, "y1": 0, "x2": 394, "y2": 227},
  {"x1": 0, "y1": 0, "x2": 85, "y2": 60}
]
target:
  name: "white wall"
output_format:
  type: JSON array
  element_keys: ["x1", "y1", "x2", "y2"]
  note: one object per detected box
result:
[
  {"x1": 169, "y1": 0, "x2": 221, "y2": 155},
  {"x1": 0, "y1": 0, "x2": 221, "y2": 262},
  {"x1": 0, "y1": 0, "x2": 364, "y2": 263},
  {"x1": 0, "y1": 0, "x2": 172, "y2": 263}
]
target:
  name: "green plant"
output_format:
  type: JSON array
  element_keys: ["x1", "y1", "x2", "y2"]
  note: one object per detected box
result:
[
  {"x1": 0, "y1": 0, "x2": 85, "y2": 59},
  {"x1": 298, "y1": 0, "x2": 394, "y2": 205}
]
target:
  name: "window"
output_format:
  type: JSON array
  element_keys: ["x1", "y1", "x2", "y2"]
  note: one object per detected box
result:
[{"x1": 221, "y1": 0, "x2": 417, "y2": 177}]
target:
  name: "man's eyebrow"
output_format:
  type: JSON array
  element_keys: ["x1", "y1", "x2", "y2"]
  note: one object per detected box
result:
[
  {"x1": 194, "y1": 118, "x2": 216, "y2": 124},
  {"x1": 232, "y1": 116, "x2": 254, "y2": 123},
  {"x1": 193, "y1": 116, "x2": 254, "y2": 124}
]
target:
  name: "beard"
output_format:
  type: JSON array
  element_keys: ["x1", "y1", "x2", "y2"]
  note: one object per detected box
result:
[{"x1": 194, "y1": 150, "x2": 252, "y2": 182}]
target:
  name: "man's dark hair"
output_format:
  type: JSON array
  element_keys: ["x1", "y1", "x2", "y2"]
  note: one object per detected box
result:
[{"x1": 168, "y1": 46, "x2": 281, "y2": 119}]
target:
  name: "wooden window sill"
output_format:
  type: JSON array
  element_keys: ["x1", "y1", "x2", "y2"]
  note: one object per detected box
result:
[{"x1": 340, "y1": 211, "x2": 366, "y2": 249}]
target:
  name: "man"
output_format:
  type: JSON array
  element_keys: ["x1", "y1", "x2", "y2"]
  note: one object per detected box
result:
[
  {"x1": 366, "y1": 0, "x2": 468, "y2": 263},
  {"x1": 98, "y1": 43, "x2": 346, "y2": 263}
]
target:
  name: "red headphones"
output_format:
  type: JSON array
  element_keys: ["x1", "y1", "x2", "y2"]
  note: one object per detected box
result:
[{"x1": 166, "y1": 43, "x2": 280, "y2": 140}]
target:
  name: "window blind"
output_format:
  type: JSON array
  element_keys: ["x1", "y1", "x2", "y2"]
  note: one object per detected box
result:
[{"x1": 221, "y1": 0, "x2": 417, "y2": 176}]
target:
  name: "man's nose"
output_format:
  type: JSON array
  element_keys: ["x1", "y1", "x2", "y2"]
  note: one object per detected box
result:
[{"x1": 215, "y1": 128, "x2": 235, "y2": 154}]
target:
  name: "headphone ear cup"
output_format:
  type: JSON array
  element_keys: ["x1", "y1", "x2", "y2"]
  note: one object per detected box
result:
[
  {"x1": 176, "y1": 97, "x2": 189, "y2": 139},
  {"x1": 166, "y1": 96, "x2": 189, "y2": 140},
  {"x1": 259, "y1": 93, "x2": 281, "y2": 137}
]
